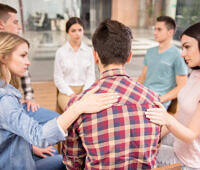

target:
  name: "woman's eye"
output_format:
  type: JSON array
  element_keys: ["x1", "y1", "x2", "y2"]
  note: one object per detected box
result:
[
  {"x1": 186, "y1": 46, "x2": 190, "y2": 49},
  {"x1": 21, "y1": 54, "x2": 26, "y2": 58}
]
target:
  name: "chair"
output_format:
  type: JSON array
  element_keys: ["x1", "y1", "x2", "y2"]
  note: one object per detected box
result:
[
  {"x1": 167, "y1": 98, "x2": 178, "y2": 114},
  {"x1": 56, "y1": 88, "x2": 63, "y2": 114},
  {"x1": 154, "y1": 163, "x2": 182, "y2": 170},
  {"x1": 55, "y1": 88, "x2": 63, "y2": 154}
]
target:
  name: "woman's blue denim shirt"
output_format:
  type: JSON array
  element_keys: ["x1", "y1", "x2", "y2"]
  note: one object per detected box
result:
[{"x1": 0, "y1": 80, "x2": 65, "y2": 170}]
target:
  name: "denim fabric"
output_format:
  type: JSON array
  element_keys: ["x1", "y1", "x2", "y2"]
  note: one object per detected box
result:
[
  {"x1": 33, "y1": 147, "x2": 65, "y2": 170},
  {"x1": 24, "y1": 105, "x2": 65, "y2": 170},
  {"x1": 0, "y1": 80, "x2": 65, "y2": 170},
  {"x1": 23, "y1": 105, "x2": 59, "y2": 125}
]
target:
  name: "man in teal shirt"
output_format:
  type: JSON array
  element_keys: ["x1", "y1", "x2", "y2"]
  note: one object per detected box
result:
[{"x1": 138, "y1": 16, "x2": 187, "y2": 108}]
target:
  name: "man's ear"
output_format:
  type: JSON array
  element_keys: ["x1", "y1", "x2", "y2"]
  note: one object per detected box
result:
[
  {"x1": 168, "y1": 29, "x2": 174, "y2": 37},
  {"x1": 126, "y1": 51, "x2": 132, "y2": 63},
  {"x1": 93, "y1": 50, "x2": 99, "y2": 64}
]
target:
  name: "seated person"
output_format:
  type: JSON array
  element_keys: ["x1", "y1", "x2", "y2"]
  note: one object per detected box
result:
[
  {"x1": 138, "y1": 16, "x2": 187, "y2": 109},
  {"x1": 62, "y1": 19, "x2": 161, "y2": 169},
  {"x1": 54, "y1": 17, "x2": 95, "y2": 112},
  {"x1": 146, "y1": 22, "x2": 200, "y2": 169},
  {"x1": 0, "y1": 32, "x2": 118, "y2": 170}
]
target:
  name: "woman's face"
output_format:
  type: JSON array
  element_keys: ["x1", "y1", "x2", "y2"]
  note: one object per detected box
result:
[
  {"x1": 6, "y1": 43, "x2": 30, "y2": 77},
  {"x1": 181, "y1": 35, "x2": 200, "y2": 68},
  {"x1": 68, "y1": 23, "x2": 83, "y2": 43}
]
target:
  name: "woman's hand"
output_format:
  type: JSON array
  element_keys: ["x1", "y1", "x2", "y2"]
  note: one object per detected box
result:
[
  {"x1": 21, "y1": 99, "x2": 40, "y2": 112},
  {"x1": 57, "y1": 86, "x2": 119, "y2": 132},
  {"x1": 145, "y1": 102, "x2": 172, "y2": 126},
  {"x1": 32, "y1": 145, "x2": 56, "y2": 158},
  {"x1": 77, "y1": 86, "x2": 119, "y2": 114}
]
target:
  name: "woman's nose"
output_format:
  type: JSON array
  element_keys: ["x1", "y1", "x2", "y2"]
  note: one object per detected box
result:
[
  {"x1": 25, "y1": 58, "x2": 30, "y2": 66},
  {"x1": 181, "y1": 49, "x2": 186, "y2": 58}
]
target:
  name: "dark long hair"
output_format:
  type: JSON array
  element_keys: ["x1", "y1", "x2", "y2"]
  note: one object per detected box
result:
[
  {"x1": 180, "y1": 22, "x2": 200, "y2": 70},
  {"x1": 65, "y1": 17, "x2": 84, "y2": 33}
]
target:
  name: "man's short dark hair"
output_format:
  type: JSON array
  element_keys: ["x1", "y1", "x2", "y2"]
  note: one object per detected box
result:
[
  {"x1": 92, "y1": 19, "x2": 133, "y2": 66},
  {"x1": 0, "y1": 3, "x2": 17, "y2": 22},
  {"x1": 157, "y1": 16, "x2": 176, "y2": 30}
]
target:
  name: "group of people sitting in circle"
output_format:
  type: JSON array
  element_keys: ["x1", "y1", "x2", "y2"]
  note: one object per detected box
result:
[{"x1": 0, "y1": 3, "x2": 200, "y2": 170}]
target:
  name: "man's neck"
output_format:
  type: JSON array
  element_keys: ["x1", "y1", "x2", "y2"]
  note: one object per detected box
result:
[
  {"x1": 99, "y1": 64, "x2": 124, "y2": 75},
  {"x1": 158, "y1": 39, "x2": 172, "y2": 53}
]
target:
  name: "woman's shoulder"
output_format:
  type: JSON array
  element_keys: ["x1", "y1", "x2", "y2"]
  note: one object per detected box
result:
[
  {"x1": 0, "y1": 84, "x2": 21, "y2": 99},
  {"x1": 56, "y1": 42, "x2": 69, "y2": 54}
]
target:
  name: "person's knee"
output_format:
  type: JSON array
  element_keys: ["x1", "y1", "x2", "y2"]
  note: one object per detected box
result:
[{"x1": 35, "y1": 154, "x2": 65, "y2": 170}]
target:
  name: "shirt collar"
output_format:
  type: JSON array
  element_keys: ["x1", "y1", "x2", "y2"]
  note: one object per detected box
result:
[
  {"x1": 191, "y1": 70, "x2": 200, "y2": 78},
  {"x1": 0, "y1": 79, "x2": 22, "y2": 99},
  {"x1": 100, "y1": 68, "x2": 129, "y2": 80},
  {"x1": 65, "y1": 41, "x2": 88, "y2": 52}
]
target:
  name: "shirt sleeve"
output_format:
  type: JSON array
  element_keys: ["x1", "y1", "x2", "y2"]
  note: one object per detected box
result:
[
  {"x1": 143, "y1": 50, "x2": 149, "y2": 66},
  {"x1": 54, "y1": 50, "x2": 74, "y2": 96},
  {"x1": 62, "y1": 123, "x2": 86, "y2": 169},
  {"x1": 21, "y1": 70, "x2": 34, "y2": 100},
  {"x1": 0, "y1": 95, "x2": 65, "y2": 147},
  {"x1": 174, "y1": 55, "x2": 188, "y2": 76},
  {"x1": 56, "y1": 119, "x2": 68, "y2": 137},
  {"x1": 83, "y1": 50, "x2": 96, "y2": 91}
]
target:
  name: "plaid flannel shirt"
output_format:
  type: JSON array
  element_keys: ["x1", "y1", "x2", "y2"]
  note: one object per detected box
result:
[
  {"x1": 62, "y1": 68, "x2": 160, "y2": 170},
  {"x1": 21, "y1": 70, "x2": 34, "y2": 100}
]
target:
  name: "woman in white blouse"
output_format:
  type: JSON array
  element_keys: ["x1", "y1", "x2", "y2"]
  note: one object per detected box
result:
[{"x1": 54, "y1": 17, "x2": 95, "y2": 112}]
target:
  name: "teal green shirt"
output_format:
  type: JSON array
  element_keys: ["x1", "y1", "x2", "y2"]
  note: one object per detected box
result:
[{"x1": 143, "y1": 46, "x2": 188, "y2": 108}]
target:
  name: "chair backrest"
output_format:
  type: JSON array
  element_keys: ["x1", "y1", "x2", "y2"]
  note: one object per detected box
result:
[
  {"x1": 56, "y1": 88, "x2": 63, "y2": 114},
  {"x1": 167, "y1": 98, "x2": 178, "y2": 114},
  {"x1": 153, "y1": 163, "x2": 182, "y2": 170}
]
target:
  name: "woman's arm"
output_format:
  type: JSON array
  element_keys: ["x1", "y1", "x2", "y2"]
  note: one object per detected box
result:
[
  {"x1": 145, "y1": 102, "x2": 200, "y2": 143},
  {"x1": 57, "y1": 87, "x2": 118, "y2": 132},
  {"x1": 0, "y1": 95, "x2": 65, "y2": 147},
  {"x1": 0, "y1": 87, "x2": 118, "y2": 147}
]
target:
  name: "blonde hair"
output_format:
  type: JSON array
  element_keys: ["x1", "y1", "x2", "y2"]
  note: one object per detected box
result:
[{"x1": 0, "y1": 32, "x2": 29, "y2": 88}]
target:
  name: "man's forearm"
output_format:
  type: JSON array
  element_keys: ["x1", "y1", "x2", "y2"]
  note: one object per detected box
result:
[
  {"x1": 160, "y1": 86, "x2": 179, "y2": 103},
  {"x1": 137, "y1": 75, "x2": 145, "y2": 84}
]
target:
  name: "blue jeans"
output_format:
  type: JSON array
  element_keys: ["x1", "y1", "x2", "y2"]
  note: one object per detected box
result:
[
  {"x1": 23, "y1": 105, "x2": 59, "y2": 124},
  {"x1": 32, "y1": 147, "x2": 65, "y2": 170},
  {"x1": 23, "y1": 104, "x2": 65, "y2": 170}
]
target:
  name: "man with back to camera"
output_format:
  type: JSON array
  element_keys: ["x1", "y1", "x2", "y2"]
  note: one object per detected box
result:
[
  {"x1": 138, "y1": 16, "x2": 187, "y2": 109},
  {"x1": 62, "y1": 19, "x2": 161, "y2": 169},
  {"x1": 0, "y1": 3, "x2": 65, "y2": 169}
]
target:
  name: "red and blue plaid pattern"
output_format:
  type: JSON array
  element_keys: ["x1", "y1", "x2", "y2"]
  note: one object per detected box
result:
[{"x1": 62, "y1": 69, "x2": 160, "y2": 170}]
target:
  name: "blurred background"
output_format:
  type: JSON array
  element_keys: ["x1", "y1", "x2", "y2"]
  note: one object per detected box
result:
[{"x1": 0, "y1": 0, "x2": 200, "y2": 81}]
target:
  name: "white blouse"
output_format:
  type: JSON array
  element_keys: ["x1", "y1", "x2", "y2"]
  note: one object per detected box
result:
[{"x1": 54, "y1": 42, "x2": 95, "y2": 95}]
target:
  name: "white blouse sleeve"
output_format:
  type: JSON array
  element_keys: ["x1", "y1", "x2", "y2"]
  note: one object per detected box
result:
[
  {"x1": 83, "y1": 50, "x2": 96, "y2": 90},
  {"x1": 54, "y1": 50, "x2": 74, "y2": 96}
]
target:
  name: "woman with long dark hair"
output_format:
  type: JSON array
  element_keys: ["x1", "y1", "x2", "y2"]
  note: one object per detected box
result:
[{"x1": 146, "y1": 22, "x2": 200, "y2": 169}]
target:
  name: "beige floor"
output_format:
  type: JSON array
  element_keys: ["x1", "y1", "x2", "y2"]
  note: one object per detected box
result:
[{"x1": 31, "y1": 81, "x2": 57, "y2": 111}]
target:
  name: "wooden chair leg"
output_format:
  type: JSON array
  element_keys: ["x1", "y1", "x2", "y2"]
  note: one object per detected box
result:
[{"x1": 153, "y1": 163, "x2": 182, "y2": 170}]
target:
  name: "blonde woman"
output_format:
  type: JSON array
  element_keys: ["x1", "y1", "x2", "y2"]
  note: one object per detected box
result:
[{"x1": 0, "y1": 32, "x2": 118, "y2": 170}]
